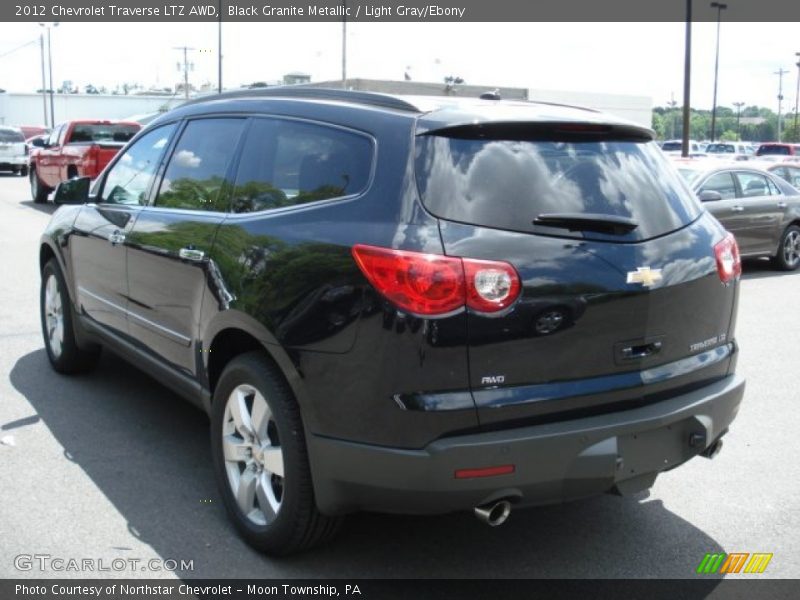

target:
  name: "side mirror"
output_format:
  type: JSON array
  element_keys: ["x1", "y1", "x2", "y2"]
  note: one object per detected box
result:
[
  {"x1": 53, "y1": 176, "x2": 90, "y2": 205},
  {"x1": 697, "y1": 189, "x2": 723, "y2": 202},
  {"x1": 29, "y1": 137, "x2": 46, "y2": 148}
]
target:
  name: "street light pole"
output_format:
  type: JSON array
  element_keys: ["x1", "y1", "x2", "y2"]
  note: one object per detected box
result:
[
  {"x1": 775, "y1": 67, "x2": 788, "y2": 142},
  {"x1": 39, "y1": 23, "x2": 58, "y2": 127},
  {"x1": 681, "y1": 0, "x2": 692, "y2": 157},
  {"x1": 709, "y1": 2, "x2": 727, "y2": 143},
  {"x1": 667, "y1": 96, "x2": 678, "y2": 140},
  {"x1": 39, "y1": 33, "x2": 48, "y2": 128},
  {"x1": 733, "y1": 101, "x2": 745, "y2": 139},
  {"x1": 793, "y1": 52, "x2": 800, "y2": 137}
]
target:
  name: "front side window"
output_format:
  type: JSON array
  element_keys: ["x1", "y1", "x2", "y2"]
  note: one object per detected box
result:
[
  {"x1": 156, "y1": 118, "x2": 246, "y2": 212},
  {"x1": 230, "y1": 118, "x2": 372, "y2": 213},
  {"x1": 100, "y1": 124, "x2": 176, "y2": 205},
  {"x1": 699, "y1": 172, "x2": 737, "y2": 200},
  {"x1": 47, "y1": 125, "x2": 62, "y2": 147}
]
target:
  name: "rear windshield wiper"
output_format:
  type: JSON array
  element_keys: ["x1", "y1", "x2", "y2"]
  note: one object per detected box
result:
[{"x1": 533, "y1": 213, "x2": 639, "y2": 236}]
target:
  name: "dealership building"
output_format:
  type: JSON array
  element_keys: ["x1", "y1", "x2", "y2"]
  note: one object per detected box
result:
[{"x1": 0, "y1": 79, "x2": 652, "y2": 130}]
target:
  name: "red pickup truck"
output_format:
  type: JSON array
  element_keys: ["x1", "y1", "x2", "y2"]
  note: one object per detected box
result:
[{"x1": 29, "y1": 120, "x2": 140, "y2": 203}]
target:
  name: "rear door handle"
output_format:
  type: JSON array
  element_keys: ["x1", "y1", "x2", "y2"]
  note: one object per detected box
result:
[
  {"x1": 731, "y1": 206, "x2": 745, "y2": 212},
  {"x1": 777, "y1": 201, "x2": 787, "y2": 209},
  {"x1": 108, "y1": 231, "x2": 126, "y2": 245},
  {"x1": 179, "y1": 247, "x2": 206, "y2": 262}
]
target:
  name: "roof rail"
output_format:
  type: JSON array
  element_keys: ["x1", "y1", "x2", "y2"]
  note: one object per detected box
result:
[{"x1": 180, "y1": 86, "x2": 422, "y2": 112}]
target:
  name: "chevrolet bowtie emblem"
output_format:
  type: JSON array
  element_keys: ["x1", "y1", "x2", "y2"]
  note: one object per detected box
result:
[{"x1": 626, "y1": 267, "x2": 663, "y2": 287}]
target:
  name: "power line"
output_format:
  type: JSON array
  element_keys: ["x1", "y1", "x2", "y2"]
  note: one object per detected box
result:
[{"x1": 0, "y1": 38, "x2": 39, "y2": 60}]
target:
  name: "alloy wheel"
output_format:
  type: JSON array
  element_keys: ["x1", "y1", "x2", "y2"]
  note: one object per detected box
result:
[
  {"x1": 783, "y1": 230, "x2": 800, "y2": 268},
  {"x1": 221, "y1": 384, "x2": 284, "y2": 525},
  {"x1": 44, "y1": 274, "x2": 64, "y2": 359}
]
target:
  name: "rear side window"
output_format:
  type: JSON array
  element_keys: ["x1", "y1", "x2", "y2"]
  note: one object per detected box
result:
[
  {"x1": 156, "y1": 118, "x2": 246, "y2": 212},
  {"x1": 415, "y1": 134, "x2": 702, "y2": 241},
  {"x1": 757, "y1": 145, "x2": 790, "y2": 156},
  {"x1": 70, "y1": 123, "x2": 140, "y2": 143},
  {"x1": 230, "y1": 118, "x2": 372, "y2": 213},
  {"x1": 735, "y1": 172, "x2": 771, "y2": 198},
  {"x1": 0, "y1": 129, "x2": 24, "y2": 143}
]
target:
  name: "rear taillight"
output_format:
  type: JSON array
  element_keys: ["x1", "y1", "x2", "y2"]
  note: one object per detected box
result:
[
  {"x1": 351, "y1": 244, "x2": 521, "y2": 317},
  {"x1": 714, "y1": 232, "x2": 742, "y2": 284},
  {"x1": 463, "y1": 259, "x2": 521, "y2": 312}
]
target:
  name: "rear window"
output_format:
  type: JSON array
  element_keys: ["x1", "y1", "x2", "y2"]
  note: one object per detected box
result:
[
  {"x1": 706, "y1": 143, "x2": 735, "y2": 153},
  {"x1": 661, "y1": 141, "x2": 682, "y2": 151},
  {"x1": 0, "y1": 130, "x2": 25, "y2": 143},
  {"x1": 757, "y1": 145, "x2": 791, "y2": 156},
  {"x1": 69, "y1": 124, "x2": 140, "y2": 143},
  {"x1": 415, "y1": 134, "x2": 702, "y2": 242}
]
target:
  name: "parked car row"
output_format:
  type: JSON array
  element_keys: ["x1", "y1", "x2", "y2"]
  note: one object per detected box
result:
[
  {"x1": 669, "y1": 155, "x2": 800, "y2": 270},
  {"x1": 0, "y1": 126, "x2": 30, "y2": 176},
  {"x1": 659, "y1": 139, "x2": 800, "y2": 162}
]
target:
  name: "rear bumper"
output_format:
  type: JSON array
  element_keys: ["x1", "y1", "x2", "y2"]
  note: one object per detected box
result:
[
  {"x1": 308, "y1": 374, "x2": 745, "y2": 515},
  {"x1": 0, "y1": 157, "x2": 26, "y2": 169}
]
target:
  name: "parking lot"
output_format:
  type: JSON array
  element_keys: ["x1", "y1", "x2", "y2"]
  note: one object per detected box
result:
[{"x1": 0, "y1": 171, "x2": 798, "y2": 580}]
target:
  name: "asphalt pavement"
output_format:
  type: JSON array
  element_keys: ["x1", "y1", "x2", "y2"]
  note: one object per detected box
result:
[{"x1": 0, "y1": 172, "x2": 798, "y2": 580}]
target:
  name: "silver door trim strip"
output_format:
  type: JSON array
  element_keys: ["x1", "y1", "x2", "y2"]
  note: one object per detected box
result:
[{"x1": 78, "y1": 286, "x2": 192, "y2": 346}]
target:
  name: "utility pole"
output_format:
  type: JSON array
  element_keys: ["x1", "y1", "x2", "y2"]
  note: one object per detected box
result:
[
  {"x1": 681, "y1": 0, "x2": 692, "y2": 157},
  {"x1": 667, "y1": 94, "x2": 678, "y2": 140},
  {"x1": 218, "y1": 1, "x2": 223, "y2": 93},
  {"x1": 775, "y1": 67, "x2": 788, "y2": 142},
  {"x1": 733, "y1": 101, "x2": 745, "y2": 139},
  {"x1": 709, "y1": 2, "x2": 727, "y2": 142},
  {"x1": 39, "y1": 33, "x2": 48, "y2": 128},
  {"x1": 794, "y1": 52, "x2": 800, "y2": 137},
  {"x1": 174, "y1": 46, "x2": 195, "y2": 99},
  {"x1": 341, "y1": 0, "x2": 347, "y2": 88}
]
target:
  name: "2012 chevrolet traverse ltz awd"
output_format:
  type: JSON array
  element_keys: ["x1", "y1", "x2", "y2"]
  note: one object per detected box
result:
[{"x1": 39, "y1": 88, "x2": 745, "y2": 554}]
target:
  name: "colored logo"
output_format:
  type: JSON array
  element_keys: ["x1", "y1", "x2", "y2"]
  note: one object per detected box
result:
[
  {"x1": 626, "y1": 267, "x2": 663, "y2": 288},
  {"x1": 696, "y1": 552, "x2": 773, "y2": 574}
]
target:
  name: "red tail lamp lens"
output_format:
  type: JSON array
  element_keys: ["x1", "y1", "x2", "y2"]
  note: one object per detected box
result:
[
  {"x1": 714, "y1": 232, "x2": 742, "y2": 284},
  {"x1": 352, "y1": 245, "x2": 521, "y2": 316}
]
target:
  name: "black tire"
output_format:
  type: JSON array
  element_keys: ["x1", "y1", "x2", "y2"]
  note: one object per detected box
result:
[
  {"x1": 19, "y1": 166, "x2": 28, "y2": 178},
  {"x1": 30, "y1": 169, "x2": 50, "y2": 204},
  {"x1": 40, "y1": 259, "x2": 100, "y2": 374},
  {"x1": 772, "y1": 224, "x2": 800, "y2": 271},
  {"x1": 211, "y1": 352, "x2": 341, "y2": 555}
]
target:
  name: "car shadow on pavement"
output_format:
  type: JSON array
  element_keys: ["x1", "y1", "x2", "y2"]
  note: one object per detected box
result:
[
  {"x1": 741, "y1": 257, "x2": 800, "y2": 281},
  {"x1": 19, "y1": 200, "x2": 57, "y2": 216},
  {"x1": 10, "y1": 348, "x2": 725, "y2": 582}
]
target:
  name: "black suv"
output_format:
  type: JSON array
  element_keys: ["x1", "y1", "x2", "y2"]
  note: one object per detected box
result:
[{"x1": 39, "y1": 89, "x2": 745, "y2": 554}]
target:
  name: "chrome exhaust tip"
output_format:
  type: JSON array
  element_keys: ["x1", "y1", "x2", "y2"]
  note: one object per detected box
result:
[
  {"x1": 474, "y1": 500, "x2": 512, "y2": 527},
  {"x1": 701, "y1": 438, "x2": 723, "y2": 459}
]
